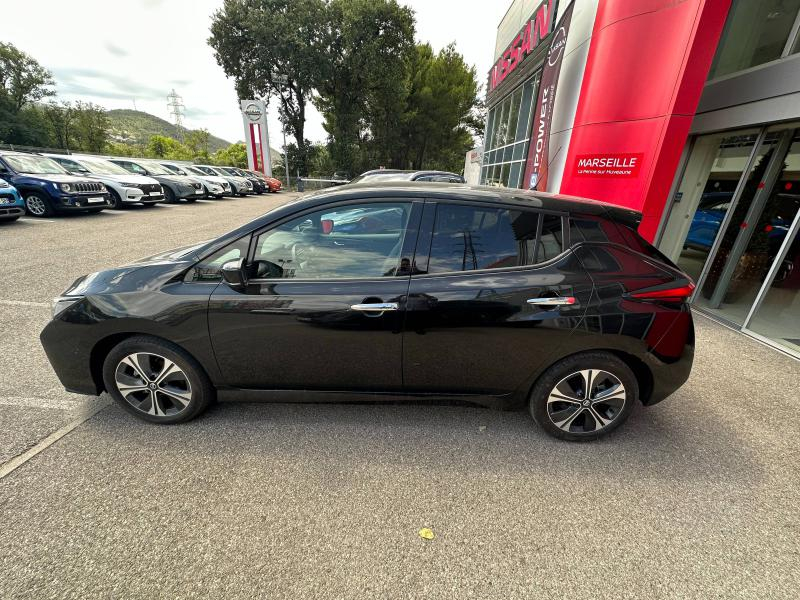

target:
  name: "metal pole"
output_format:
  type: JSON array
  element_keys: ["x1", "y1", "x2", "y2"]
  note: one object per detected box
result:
[{"x1": 283, "y1": 128, "x2": 290, "y2": 190}]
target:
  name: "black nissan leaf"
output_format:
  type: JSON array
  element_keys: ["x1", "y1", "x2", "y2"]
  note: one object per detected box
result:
[{"x1": 40, "y1": 183, "x2": 695, "y2": 441}]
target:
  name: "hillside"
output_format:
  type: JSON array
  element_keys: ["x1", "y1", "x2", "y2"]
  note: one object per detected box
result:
[{"x1": 106, "y1": 109, "x2": 232, "y2": 152}]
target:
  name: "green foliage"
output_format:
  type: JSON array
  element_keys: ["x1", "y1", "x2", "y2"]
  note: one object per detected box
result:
[
  {"x1": 0, "y1": 42, "x2": 55, "y2": 146},
  {"x1": 0, "y1": 42, "x2": 55, "y2": 113},
  {"x1": 395, "y1": 43, "x2": 480, "y2": 172},
  {"x1": 209, "y1": 0, "x2": 327, "y2": 174},
  {"x1": 315, "y1": 0, "x2": 415, "y2": 175},
  {"x1": 211, "y1": 143, "x2": 248, "y2": 168}
]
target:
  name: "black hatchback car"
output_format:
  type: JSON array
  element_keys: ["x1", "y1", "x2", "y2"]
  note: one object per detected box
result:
[{"x1": 41, "y1": 183, "x2": 694, "y2": 441}]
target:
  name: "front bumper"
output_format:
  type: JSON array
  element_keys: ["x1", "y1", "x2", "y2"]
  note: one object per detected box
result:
[
  {"x1": 54, "y1": 193, "x2": 111, "y2": 211},
  {"x1": 0, "y1": 205, "x2": 24, "y2": 219},
  {"x1": 40, "y1": 310, "x2": 101, "y2": 395}
]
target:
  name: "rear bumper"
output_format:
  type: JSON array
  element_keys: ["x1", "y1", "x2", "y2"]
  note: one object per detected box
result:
[{"x1": 642, "y1": 311, "x2": 695, "y2": 406}]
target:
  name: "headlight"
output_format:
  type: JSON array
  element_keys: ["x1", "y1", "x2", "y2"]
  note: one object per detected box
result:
[
  {"x1": 52, "y1": 296, "x2": 83, "y2": 318},
  {"x1": 59, "y1": 183, "x2": 73, "y2": 192},
  {"x1": 121, "y1": 182, "x2": 140, "y2": 188},
  {"x1": 98, "y1": 183, "x2": 107, "y2": 192}
]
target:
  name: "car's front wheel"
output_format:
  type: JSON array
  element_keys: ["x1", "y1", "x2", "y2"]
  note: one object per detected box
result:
[
  {"x1": 102, "y1": 336, "x2": 215, "y2": 424},
  {"x1": 529, "y1": 352, "x2": 638, "y2": 441},
  {"x1": 24, "y1": 192, "x2": 54, "y2": 217}
]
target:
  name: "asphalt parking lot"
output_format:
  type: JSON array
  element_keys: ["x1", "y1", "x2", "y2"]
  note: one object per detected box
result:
[{"x1": 1, "y1": 193, "x2": 799, "y2": 599}]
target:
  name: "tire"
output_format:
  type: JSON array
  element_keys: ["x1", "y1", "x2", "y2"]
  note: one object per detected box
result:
[
  {"x1": 529, "y1": 352, "x2": 638, "y2": 442},
  {"x1": 107, "y1": 188, "x2": 122, "y2": 209},
  {"x1": 164, "y1": 187, "x2": 176, "y2": 203},
  {"x1": 24, "y1": 192, "x2": 54, "y2": 217},
  {"x1": 102, "y1": 336, "x2": 215, "y2": 424}
]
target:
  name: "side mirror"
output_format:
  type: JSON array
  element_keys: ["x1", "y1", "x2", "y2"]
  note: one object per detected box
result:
[{"x1": 220, "y1": 258, "x2": 247, "y2": 291}]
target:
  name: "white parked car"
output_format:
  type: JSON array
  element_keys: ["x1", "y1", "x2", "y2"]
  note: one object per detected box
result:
[
  {"x1": 193, "y1": 164, "x2": 252, "y2": 196},
  {"x1": 45, "y1": 154, "x2": 164, "y2": 209},
  {"x1": 158, "y1": 162, "x2": 231, "y2": 199}
]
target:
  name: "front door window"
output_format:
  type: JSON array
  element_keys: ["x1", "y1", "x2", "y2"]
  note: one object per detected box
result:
[{"x1": 252, "y1": 202, "x2": 412, "y2": 279}]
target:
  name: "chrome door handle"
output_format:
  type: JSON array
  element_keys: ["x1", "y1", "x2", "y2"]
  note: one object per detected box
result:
[
  {"x1": 527, "y1": 297, "x2": 577, "y2": 307},
  {"x1": 350, "y1": 302, "x2": 399, "y2": 312}
]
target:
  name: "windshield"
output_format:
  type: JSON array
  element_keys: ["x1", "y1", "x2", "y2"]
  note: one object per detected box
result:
[
  {"x1": 218, "y1": 167, "x2": 241, "y2": 176},
  {"x1": 4, "y1": 155, "x2": 67, "y2": 175},
  {"x1": 78, "y1": 158, "x2": 131, "y2": 176},
  {"x1": 184, "y1": 166, "x2": 205, "y2": 176},
  {"x1": 195, "y1": 165, "x2": 220, "y2": 176},
  {"x1": 140, "y1": 162, "x2": 171, "y2": 175},
  {"x1": 161, "y1": 164, "x2": 185, "y2": 175},
  {"x1": 350, "y1": 172, "x2": 412, "y2": 184}
]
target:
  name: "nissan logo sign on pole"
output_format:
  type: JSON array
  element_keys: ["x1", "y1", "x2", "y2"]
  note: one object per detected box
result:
[{"x1": 240, "y1": 99, "x2": 272, "y2": 177}]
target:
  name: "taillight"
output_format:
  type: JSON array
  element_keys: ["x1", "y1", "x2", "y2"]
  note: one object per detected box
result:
[{"x1": 628, "y1": 282, "x2": 695, "y2": 302}]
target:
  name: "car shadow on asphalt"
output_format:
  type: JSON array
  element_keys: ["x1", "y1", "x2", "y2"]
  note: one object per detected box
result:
[{"x1": 84, "y1": 391, "x2": 762, "y2": 490}]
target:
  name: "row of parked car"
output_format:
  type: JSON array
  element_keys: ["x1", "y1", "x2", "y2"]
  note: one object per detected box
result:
[{"x1": 0, "y1": 150, "x2": 282, "y2": 221}]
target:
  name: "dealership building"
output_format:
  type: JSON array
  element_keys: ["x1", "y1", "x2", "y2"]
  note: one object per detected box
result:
[{"x1": 472, "y1": 0, "x2": 800, "y2": 357}]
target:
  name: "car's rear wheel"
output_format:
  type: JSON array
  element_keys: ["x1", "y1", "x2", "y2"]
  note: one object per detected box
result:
[
  {"x1": 102, "y1": 336, "x2": 215, "y2": 424},
  {"x1": 529, "y1": 352, "x2": 637, "y2": 441},
  {"x1": 24, "y1": 192, "x2": 53, "y2": 217}
]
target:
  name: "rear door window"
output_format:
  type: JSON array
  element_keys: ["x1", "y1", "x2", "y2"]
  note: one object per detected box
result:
[{"x1": 426, "y1": 204, "x2": 563, "y2": 273}]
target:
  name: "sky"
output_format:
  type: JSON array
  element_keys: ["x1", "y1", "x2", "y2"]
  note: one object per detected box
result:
[{"x1": 2, "y1": 0, "x2": 509, "y2": 149}]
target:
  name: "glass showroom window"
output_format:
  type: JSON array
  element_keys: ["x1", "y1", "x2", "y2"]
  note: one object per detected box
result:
[
  {"x1": 708, "y1": 0, "x2": 800, "y2": 79},
  {"x1": 480, "y1": 73, "x2": 540, "y2": 189}
]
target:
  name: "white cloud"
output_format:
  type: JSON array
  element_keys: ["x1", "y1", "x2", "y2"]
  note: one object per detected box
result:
[{"x1": 3, "y1": 0, "x2": 507, "y2": 149}]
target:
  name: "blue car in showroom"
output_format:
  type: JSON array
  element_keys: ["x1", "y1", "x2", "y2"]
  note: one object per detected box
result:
[
  {"x1": 0, "y1": 151, "x2": 111, "y2": 217},
  {"x1": 0, "y1": 178, "x2": 25, "y2": 222}
]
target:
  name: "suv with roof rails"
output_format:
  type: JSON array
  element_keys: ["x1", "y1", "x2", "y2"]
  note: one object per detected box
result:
[
  {"x1": 157, "y1": 162, "x2": 231, "y2": 199},
  {"x1": 0, "y1": 151, "x2": 111, "y2": 217},
  {"x1": 109, "y1": 159, "x2": 204, "y2": 203},
  {"x1": 193, "y1": 165, "x2": 252, "y2": 196},
  {"x1": 45, "y1": 154, "x2": 164, "y2": 209}
]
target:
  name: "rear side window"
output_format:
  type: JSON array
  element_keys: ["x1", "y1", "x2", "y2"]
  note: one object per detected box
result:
[{"x1": 427, "y1": 204, "x2": 563, "y2": 273}]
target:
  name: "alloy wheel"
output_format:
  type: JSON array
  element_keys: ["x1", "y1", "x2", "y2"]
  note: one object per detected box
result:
[
  {"x1": 25, "y1": 195, "x2": 47, "y2": 216},
  {"x1": 546, "y1": 369, "x2": 626, "y2": 434},
  {"x1": 114, "y1": 352, "x2": 192, "y2": 417}
]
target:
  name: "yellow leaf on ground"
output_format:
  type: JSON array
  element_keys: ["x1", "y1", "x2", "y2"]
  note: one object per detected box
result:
[{"x1": 419, "y1": 528, "x2": 435, "y2": 540}]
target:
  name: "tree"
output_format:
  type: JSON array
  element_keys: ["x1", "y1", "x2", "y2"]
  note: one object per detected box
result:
[
  {"x1": 42, "y1": 101, "x2": 76, "y2": 149},
  {"x1": 72, "y1": 101, "x2": 110, "y2": 153},
  {"x1": 212, "y1": 143, "x2": 248, "y2": 168},
  {"x1": 396, "y1": 43, "x2": 479, "y2": 171},
  {"x1": 145, "y1": 135, "x2": 192, "y2": 160},
  {"x1": 0, "y1": 42, "x2": 55, "y2": 113},
  {"x1": 185, "y1": 129, "x2": 211, "y2": 160},
  {"x1": 315, "y1": 0, "x2": 415, "y2": 175},
  {"x1": 209, "y1": 0, "x2": 327, "y2": 174}
]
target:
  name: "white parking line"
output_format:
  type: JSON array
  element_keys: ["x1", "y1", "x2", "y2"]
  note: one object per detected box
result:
[
  {"x1": 0, "y1": 399, "x2": 109, "y2": 480},
  {"x1": 19, "y1": 218, "x2": 55, "y2": 224},
  {"x1": 0, "y1": 299, "x2": 49, "y2": 308}
]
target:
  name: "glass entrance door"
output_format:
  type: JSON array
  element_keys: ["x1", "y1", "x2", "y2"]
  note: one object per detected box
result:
[
  {"x1": 659, "y1": 130, "x2": 760, "y2": 282},
  {"x1": 697, "y1": 126, "x2": 800, "y2": 325}
]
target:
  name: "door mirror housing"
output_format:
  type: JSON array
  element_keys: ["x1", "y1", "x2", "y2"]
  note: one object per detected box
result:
[{"x1": 220, "y1": 258, "x2": 247, "y2": 291}]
